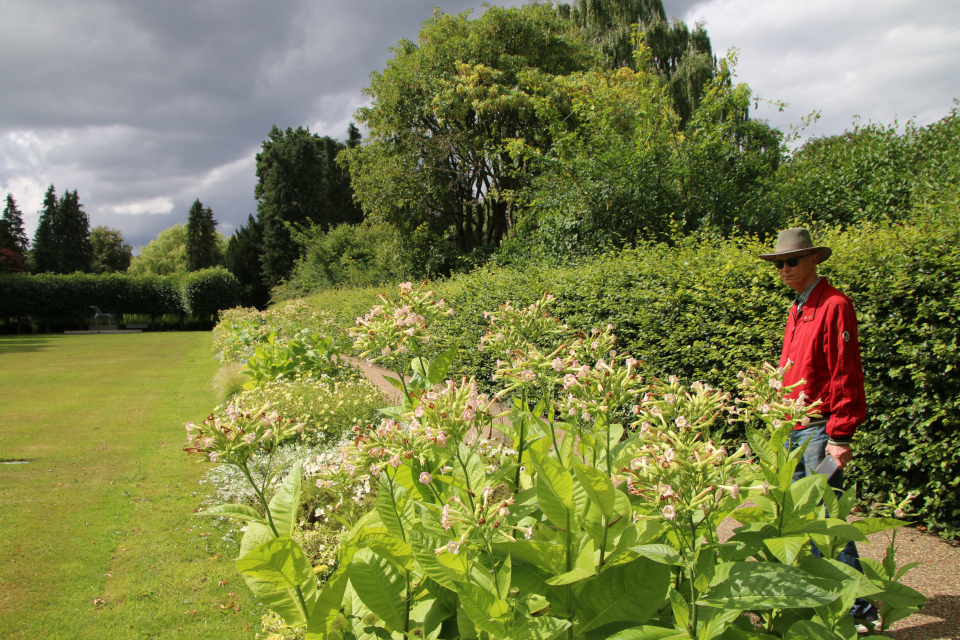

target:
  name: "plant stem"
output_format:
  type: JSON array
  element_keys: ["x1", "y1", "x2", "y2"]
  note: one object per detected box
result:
[
  {"x1": 514, "y1": 388, "x2": 527, "y2": 489},
  {"x1": 239, "y1": 461, "x2": 280, "y2": 537}
]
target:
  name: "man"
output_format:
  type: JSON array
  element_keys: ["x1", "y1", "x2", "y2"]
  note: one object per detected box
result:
[{"x1": 760, "y1": 228, "x2": 878, "y2": 632}]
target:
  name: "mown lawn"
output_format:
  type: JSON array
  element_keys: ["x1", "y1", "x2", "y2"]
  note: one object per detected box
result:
[{"x1": 0, "y1": 333, "x2": 262, "y2": 639}]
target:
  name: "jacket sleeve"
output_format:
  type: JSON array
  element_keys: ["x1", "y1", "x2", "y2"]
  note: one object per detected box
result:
[{"x1": 821, "y1": 297, "x2": 867, "y2": 444}]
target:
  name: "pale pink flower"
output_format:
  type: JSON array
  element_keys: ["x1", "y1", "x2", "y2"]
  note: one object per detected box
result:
[
  {"x1": 662, "y1": 505, "x2": 676, "y2": 520},
  {"x1": 675, "y1": 416, "x2": 689, "y2": 429},
  {"x1": 419, "y1": 472, "x2": 433, "y2": 484},
  {"x1": 552, "y1": 358, "x2": 564, "y2": 372},
  {"x1": 446, "y1": 541, "x2": 460, "y2": 554}
]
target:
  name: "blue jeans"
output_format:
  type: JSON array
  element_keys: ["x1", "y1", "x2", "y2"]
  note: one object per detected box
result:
[{"x1": 787, "y1": 424, "x2": 875, "y2": 619}]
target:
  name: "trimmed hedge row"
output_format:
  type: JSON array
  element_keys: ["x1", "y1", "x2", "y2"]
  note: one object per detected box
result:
[
  {"x1": 305, "y1": 217, "x2": 960, "y2": 537},
  {"x1": 0, "y1": 268, "x2": 240, "y2": 326}
]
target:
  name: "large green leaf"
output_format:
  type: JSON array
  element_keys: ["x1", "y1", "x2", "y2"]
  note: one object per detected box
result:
[
  {"x1": 428, "y1": 344, "x2": 459, "y2": 384},
  {"x1": 509, "y1": 616, "x2": 571, "y2": 640},
  {"x1": 590, "y1": 626, "x2": 687, "y2": 640},
  {"x1": 269, "y1": 461, "x2": 302, "y2": 539},
  {"x1": 784, "y1": 518, "x2": 866, "y2": 542},
  {"x1": 305, "y1": 566, "x2": 352, "y2": 640},
  {"x1": 849, "y1": 517, "x2": 908, "y2": 537},
  {"x1": 365, "y1": 536, "x2": 415, "y2": 572},
  {"x1": 871, "y1": 579, "x2": 927, "y2": 608},
  {"x1": 195, "y1": 502, "x2": 265, "y2": 523},
  {"x1": 377, "y1": 473, "x2": 413, "y2": 540},
  {"x1": 410, "y1": 531, "x2": 463, "y2": 591},
  {"x1": 698, "y1": 562, "x2": 839, "y2": 610},
  {"x1": 576, "y1": 555, "x2": 671, "y2": 633},
  {"x1": 630, "y1": 544, "x2": 685, "y2": 566},
  {"x1": 236, "y1": 536, "x2": 312, "y2": 588},
  {"x1": 238, "y1": 523, "x2": 310, "y2": 626},
  {"x1": 762, "y1": 536, "x2": 807, "y2": 565},
  {"x1": 574, "y1": 459, "x2": 617, "y2": 520},
  {"x1": 530, "y1": 450, "x2": 574, "y2": 529},
  {"x1": 745, "y1": 427, "x2": 777, "y2": 466},
  {"x1": 783, "y1": 620, "x2": 840, "y2": 640},
  {"x1": 492, "y1": 539, "x2": 566, "y2": 575},
  {"x1": 455, "y1": 581, "x2": 510, "y2": 637},
  {"x1": 350, "y1": 547, "x2": 407, "y2": 631}
]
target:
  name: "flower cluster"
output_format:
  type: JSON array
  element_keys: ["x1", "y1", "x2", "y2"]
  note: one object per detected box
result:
[
  {"x1": 433, "y1": 485, "x2": 529, "y2": 556},
  {"x1": 735, "y1": 362, "x2": 823, "y2": 431},
  {"x1": 478, "y1": 293, "x2": 568, "y2": 356},
  {"x1": 184, "y1": 400, "x2": 304, "y2": 465},
  {"x1": 348, "y1": 281, "x2": 454, "y2": 364},
  {"x1": 558, "y1": 333, "x2": 644, "y2": 425},
  {"x1": 409, "y1": 377, "x2": 500, "y2": 445},
  {"x1": 621, "y1": 378, "x2": 748, "y2": 524}
]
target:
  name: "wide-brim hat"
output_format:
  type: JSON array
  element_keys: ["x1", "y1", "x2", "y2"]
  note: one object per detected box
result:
[{"x1": 759, "y1": 228, "x2": 832, "y2": 263}]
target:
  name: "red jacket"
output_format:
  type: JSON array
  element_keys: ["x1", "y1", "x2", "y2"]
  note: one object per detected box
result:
[{"x1": 779, "y1": 278, "x2": 866, "y2": 444}]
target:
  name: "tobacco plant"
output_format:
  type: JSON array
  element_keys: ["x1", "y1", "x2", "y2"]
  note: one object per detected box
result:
[{"x1": 189, "y1": 288, "x2": 926, "y2": 640}]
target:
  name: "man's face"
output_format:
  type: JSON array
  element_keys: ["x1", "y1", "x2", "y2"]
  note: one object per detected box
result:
[{"x1": 777, "y1": 252, "x2": 820, "y2": 293}]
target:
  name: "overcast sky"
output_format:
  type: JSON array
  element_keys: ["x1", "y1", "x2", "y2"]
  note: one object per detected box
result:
[{"x1": 1, "y1": 0, "x2": 957, "y2": 253}]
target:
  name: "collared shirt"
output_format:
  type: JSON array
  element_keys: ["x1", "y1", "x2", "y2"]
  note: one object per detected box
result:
[
  {"x1": 780, "y1": 278, "x2": 866, "y2": 445},
  {"x1": 795, "y1": 276, "x2": 824, "y2": 314}
]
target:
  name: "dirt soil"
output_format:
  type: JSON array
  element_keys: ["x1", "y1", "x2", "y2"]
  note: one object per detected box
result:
[{"x1": 355, "y1": 359, "x2": 960, "y2": 639}]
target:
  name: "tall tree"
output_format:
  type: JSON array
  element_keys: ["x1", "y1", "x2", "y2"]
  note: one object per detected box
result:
[
  {"x1": 32, "y1": 185, "x2": 59, "y2": 273},
  {"x1": 1, "y1": 194, "x2": 30, "y2": 260},
  {"x1": 341, "y1": 5, "x2": 597, "y2": 259},
  {"x1": 255, "y1": 125, "x2": 363, "y2": 288},
  {"x1": 54, "y1": 190, "x2": 93, "y2": 273},
  {"x1": 224, "y1": 215, "x2": 270, "y2": 309},
  {"x1": 186, "y1": 199, "x2": 220, "y2": 271},
  {"x1": 90, "y1": 226, "x2": 133, "y2": 273},
  {"x1": 561, "y1": 0, "x2": 715, "y2": 128}
]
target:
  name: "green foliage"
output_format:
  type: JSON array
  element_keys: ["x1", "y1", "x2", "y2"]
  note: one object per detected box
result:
[
  {"x1": 186, "y1": 199, "x2": 221, "y2": 271},
  {"x1": 240, "y1": 331, "x2": 351, "y2": 389},
  {"x1": 774, "y1": 108, "x2": 960, "y2": 229},
  {"x1": 237, "y1": 376, "x2": 384, "y2": 445},
  {"x1": 256, "y1": 125, "x2": 363, "y2": 289},
  {"x1": 129, "y1": 223, "x2": 189, "y2": 275},
  {"x1": 193, "y1": 290, "x2": 925, "y2": 639},
  {"x1": 90, "y1": 225, "x2": 133, "y2": 273},
  {"x1": 510, "y1": 53, "x2": 783, "y2": 261},
  {"x1": 225, "y1": 214, "x2": 270, "y2": 309},
  {"x1": 31, "y1": 186, "x2": 93, "y2": 274},
  {"x1": 0, "y1": 269, "x2": 240, "y2": 327},
  {"x1": 342, "y1": 4, "x2": 598, "y2": 257},
  {"x1": 180, "y1": 267, "x2": 241, "y2": 321},
  {"x1": 276, "y1": 222, "x2": 410, "y2": 299},
  {"x1": 1, "y1": 193, "x2": 29, "y2": 259},
  {"x1": 309, "y1": 213, "x2": 960, "y2": 537},
  {"x1": 213, "y1": 301, "x2": 340, "y2": 364}
]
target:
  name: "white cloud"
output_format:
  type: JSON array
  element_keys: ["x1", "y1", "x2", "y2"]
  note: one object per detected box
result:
[
  {"x1": 686, "y1": 0, "x2": 960, "y2": 139},
  {"x1": 108, "y1": 197, "x2": 175, "y2": 216}
]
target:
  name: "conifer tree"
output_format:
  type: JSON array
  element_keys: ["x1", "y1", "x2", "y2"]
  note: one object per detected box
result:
[
  {"x1": 1, "y1": 193, "x2": 30, "y2": 259},
  {"x1": 54, "y1": 190, "x2": 93, "y2": 273},
  {"x1": 32, "y1": 185, "x2": 59, "y2": 273},
  {"x1": 186, "y1": 199, "x2": 220, "y2": 271},
  {"x1": 224, "y1": 214, "x2": 270, "y2": 308}
]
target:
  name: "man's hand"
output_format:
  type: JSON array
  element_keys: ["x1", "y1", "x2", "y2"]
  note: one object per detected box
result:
[{"x1": 826, "y1": 443, "x2": 852, "y2": 468}]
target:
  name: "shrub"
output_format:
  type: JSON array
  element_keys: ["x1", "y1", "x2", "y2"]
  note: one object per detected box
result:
[
  {"x1": 311, "y1": 216, "x2": 960, "y2": 537},
  {"x1": 238, "y1": 376, "x2": 383, "y2": 445}
]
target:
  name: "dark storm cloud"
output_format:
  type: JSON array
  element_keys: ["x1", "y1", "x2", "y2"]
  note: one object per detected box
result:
[
  {"x1": 0, "y1": 0, "x2": 501, "y2": 244},
  {"x1": 1, "y1": 0, "x2": 957, "y2": 250}
]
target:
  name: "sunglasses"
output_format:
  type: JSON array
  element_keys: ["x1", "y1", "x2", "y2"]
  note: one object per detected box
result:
[{"x1": 773, "y1": 253, "x2": 816, "y2": 269}]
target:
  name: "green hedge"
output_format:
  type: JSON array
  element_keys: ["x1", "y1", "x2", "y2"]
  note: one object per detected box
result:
[
  {"x1": 305, "y1": 216, "x2": 960, "y2": 538},
  {"x1": 0, "y1": 268, "x2": 239, "y2": 326}
]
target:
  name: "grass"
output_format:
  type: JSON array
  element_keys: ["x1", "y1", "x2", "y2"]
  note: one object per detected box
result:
[{"x1": 0, "y1": 333, "x2": 263, "y2": 639}]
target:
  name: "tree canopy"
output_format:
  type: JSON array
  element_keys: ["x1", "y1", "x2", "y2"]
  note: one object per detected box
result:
[
  {"x1": 255, "y1": 125, "x2": 362, "y2": 288},
  {"x1": 90, "y1": 226, "x2": 133, "y2": 274},
  {"x1": 186, "y1": 199, "x2": 220, "y2": 271},
  {"x1": 341, "y1": 4, "x2": 598, "y2": 259},
  {"x1": 31, "y1": 186, "x2": 93, "y2": 274},
  {"x1": 1, "y1": 193, "x2": 30, "y2": 260}
]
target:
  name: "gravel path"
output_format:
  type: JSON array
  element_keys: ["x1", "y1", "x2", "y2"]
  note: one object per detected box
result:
[{"x1": 355, "y1": 359, "x2": 959, "y2": 639}]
